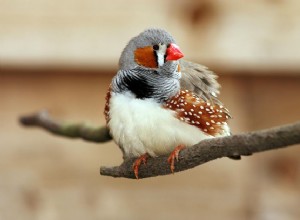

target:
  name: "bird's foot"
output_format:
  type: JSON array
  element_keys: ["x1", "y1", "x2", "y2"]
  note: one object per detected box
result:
[
  {"x1": 133, "y1": 153, "x2": 149, "y2": 179},
  {"x1": 167, "y1": 144, "x2": 186, "y2": 173}
]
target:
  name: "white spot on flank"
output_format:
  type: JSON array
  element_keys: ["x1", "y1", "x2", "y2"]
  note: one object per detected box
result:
[
  {"x1": 200, "y1": 106, "x2": 204, "y2": 109},
  {"x1": 206, "y1": 122, "x2": 210, "y2": 126}
]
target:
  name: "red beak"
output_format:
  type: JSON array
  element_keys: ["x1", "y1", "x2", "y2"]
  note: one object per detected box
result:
[{"x1": 166, "y1": 43, "x2": 184, "y2": 61}]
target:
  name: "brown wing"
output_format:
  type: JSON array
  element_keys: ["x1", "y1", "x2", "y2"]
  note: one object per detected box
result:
[
  {"x1": 179, "y1": 60, "x2": 221, "y2": 105},
  {"x1": 164, "y1": 90, "x2": 231, "y2": 136}
]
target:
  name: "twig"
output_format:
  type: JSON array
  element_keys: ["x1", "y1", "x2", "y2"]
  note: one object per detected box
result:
[
  {"x1": 19, "y1": 111, "x2": 111, "y2": 143},
  {"x1": 100, "y1": 121, "x2": 300, "y2": 179},
  {"x1": 19, "y1": 111, "x2": 300, "y2": 179}
]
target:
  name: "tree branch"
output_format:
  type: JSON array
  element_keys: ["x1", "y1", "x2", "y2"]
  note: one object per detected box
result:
[
  {"x1": 100, "y1": 122, "x2": 300, "y2": 179},
  {"x1": 19, "y1": 111, "x2": 300, "y2": 179},
  {"x1": 19, "y1": 111, "x2": 111, "y2": 143}
]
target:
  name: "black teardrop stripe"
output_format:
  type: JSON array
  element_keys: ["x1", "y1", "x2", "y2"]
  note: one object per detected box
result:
[{"x1": 153, "y1": 50, "x2": 158, "y2": 68}]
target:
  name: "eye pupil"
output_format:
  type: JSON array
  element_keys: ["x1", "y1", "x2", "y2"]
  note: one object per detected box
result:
[{"x1": 153, "y1": 44, "x2": 159, "y2": 50}]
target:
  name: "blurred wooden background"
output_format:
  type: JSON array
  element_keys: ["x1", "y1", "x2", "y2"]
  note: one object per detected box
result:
[{"x1": 0, "y1": 0, "x2": 300, "y2": 220}]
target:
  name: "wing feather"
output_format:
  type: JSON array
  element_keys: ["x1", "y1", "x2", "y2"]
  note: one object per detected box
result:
[{"x1": 180, "y1": 60, "x2": 221, "y2": 105}]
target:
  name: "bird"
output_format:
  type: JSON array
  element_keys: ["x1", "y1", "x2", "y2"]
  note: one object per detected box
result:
[{"x1": 104, "y1": 28, "x2": 239, "y2": 179}]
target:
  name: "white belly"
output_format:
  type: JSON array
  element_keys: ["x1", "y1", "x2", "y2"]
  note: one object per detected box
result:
[{"x1": 108, "y1": 92, "x2": 220, "y2": 157}]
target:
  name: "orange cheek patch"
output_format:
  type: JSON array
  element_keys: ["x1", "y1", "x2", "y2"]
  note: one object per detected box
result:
[{"x1": 134, "y1": 46, "x2": 158, "y2": 68}]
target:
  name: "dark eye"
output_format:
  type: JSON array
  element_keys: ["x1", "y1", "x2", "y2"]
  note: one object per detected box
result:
[
  {"x1": 153, "y1": 44, "x2": 159, "y2": 50},
  {"x1": 167, "y1": 44, "x2": 170, "y2": 48}
]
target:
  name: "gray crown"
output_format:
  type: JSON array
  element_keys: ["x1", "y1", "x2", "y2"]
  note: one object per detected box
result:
[{"x1": 119, "y1": 28, "x2": 176, "y2": 70}]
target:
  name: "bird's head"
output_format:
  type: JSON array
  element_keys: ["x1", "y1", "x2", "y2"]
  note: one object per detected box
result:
[
  {"x1": 119, "y1": 28, "x2": 184, "y2": 70},
  {"x1": 113, "y1": 28, "x2": 184, "y2": 102}
]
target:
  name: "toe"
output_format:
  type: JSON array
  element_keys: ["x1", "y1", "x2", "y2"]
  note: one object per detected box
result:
[
  {"x1": 167, "y1": 145, "x2": 186, "y2": 173},
  {"x1": 132, "y1": 153, "x2": 149, "y2": 179}
]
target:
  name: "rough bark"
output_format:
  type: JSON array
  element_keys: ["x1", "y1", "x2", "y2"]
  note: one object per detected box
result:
[
  {"x1": 19, "y1": 111, "x2": 300, "y2": 179},
  {"x1": 100, "y1": 122, "x2": 300, "y2": 179},
  {"x1": 19, "y1": 111, "x2": 111, "y2": 143}
]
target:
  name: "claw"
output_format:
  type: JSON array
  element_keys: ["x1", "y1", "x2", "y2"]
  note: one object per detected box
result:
[
  {"x1": 133, "y1": 153, "x2": 149, "y2": 179},
  {"x1": 167, "y1": 145, "x2": 185, "y2": 173}
]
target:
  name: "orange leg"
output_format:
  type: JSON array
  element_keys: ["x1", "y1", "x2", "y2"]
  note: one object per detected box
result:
[
  {"x1": 167, "y1": 145, "x2": 186, "y2": 173},
  {"x1": 133, "y1": 153, "x2": 149, "y2": 179}
]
